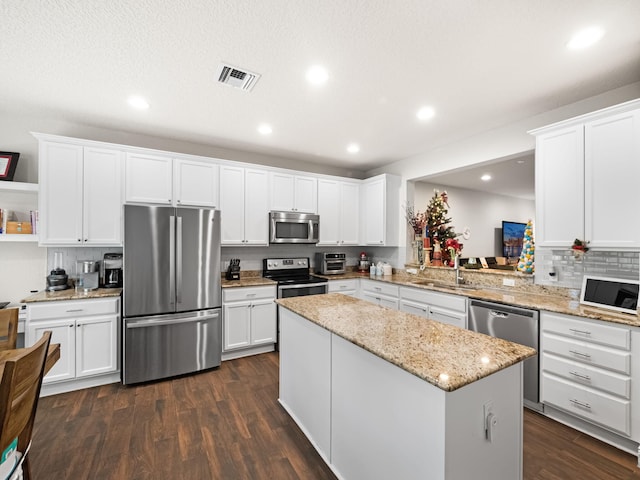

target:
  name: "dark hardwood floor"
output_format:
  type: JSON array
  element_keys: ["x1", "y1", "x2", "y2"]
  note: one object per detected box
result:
[{"x1": 31, "y1": 352, "x2": 640, "y2": 479}]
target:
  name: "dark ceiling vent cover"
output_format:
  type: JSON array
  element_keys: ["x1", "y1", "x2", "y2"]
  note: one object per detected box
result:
[{"x1": 215, "y1": 63, "x2": 261, "y2": 92}]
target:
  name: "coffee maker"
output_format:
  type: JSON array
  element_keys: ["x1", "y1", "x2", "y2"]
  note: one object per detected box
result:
[{"x1": 103, "y1": 253, "x2": 123, "y2": 288}]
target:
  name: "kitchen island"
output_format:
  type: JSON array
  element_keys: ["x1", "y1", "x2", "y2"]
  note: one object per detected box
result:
[{"x1": 277, "y1": 293, "x2": 536, "y2": 480}]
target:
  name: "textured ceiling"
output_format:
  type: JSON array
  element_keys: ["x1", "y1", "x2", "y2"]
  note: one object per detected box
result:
[{"x1": 1, "y1": 0, "x2": 639, "y2": 172}]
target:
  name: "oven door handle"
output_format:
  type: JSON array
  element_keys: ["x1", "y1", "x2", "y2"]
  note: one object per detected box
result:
[{"x1": 278, "y1": 282, "x2": 328, "y2": 291}]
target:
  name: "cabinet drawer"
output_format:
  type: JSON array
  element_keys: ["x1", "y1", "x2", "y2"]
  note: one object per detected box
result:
[
  {"x1": 542, "y1": 372, "x2": 630, "y2": 436},
  {"x1": 542, "y1": 312, "x2": 630, "y2": 350},
  {"x1": 429, "y1": 306, "x2": 466, "y2": 329},
  {"x1": 223, "y1": 285, "x2": 276, "y2": 302},
  {"x1": 399, "y1": 286, "x2": 466, "y2": 313},
  {"x1": 28, "y1": 298, "x2": 119, "y2": 321},
  {"x1": 542, "y1": 353, "x2": 630, "y2": 399},
  {"x1": 542, "y1": 332, "x2": 630, "y2": 375},
  {"x1": 328, "y1": 279, "x2": 359, "y2": 293},
  {"x1": 361, "y1": 279, "x2": 398, "y2": 297}
]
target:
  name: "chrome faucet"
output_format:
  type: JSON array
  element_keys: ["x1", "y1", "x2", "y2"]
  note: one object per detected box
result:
[{"x1": 454, "y1": 255, "x2": 464, "y2": 285}]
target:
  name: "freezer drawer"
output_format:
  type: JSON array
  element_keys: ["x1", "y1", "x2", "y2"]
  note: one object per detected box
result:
[{"x1": 123, "y1": 308, "x2": 222, "y2": 385}]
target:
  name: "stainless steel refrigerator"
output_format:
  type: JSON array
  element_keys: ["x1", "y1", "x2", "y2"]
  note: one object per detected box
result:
[{"x1": 122, "y1": 204, "x2": 222, "y2": 385}]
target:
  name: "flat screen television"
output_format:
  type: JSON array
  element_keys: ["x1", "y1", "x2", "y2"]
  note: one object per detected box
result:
[{"x1": 502, "y1": 221, "x2": 526, "y2": 258}]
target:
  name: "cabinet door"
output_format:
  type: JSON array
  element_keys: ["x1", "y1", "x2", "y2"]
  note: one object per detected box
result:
[
  {"x1": 250, "y1": 299, "x2": 277, "y2": 345},
  {"x1": 219, "y1": 165, "x2": 246, "y2": 245},
  {"x1": 429, "y1": 305, "x2": 466, "y2": 329},
  {"x1": 174, "y1": 158, "x2": 219, "y2": 207},
  {"x1": 244, "y1": 169, "x2": 269, "y2": 245},
  {"x1": 76, "y1": 314, "x2": 118, "y2": 377},
  {"x1": 270, "y1": 172, "x2": 295, "y2": 211},
  {"x1": 223, "y1": 302, "x2": 251, "y2": 350},
  {"x1": 28, "y1": 319, "x2": 75, "y2": 383},
  {"x1": 83, "y1": 147, "x2": 123, "y2": 245},
  {"x1": 317, "y1": 179, "x2": 341, "y2": 245},
  {"x1": 585, "y1": 110, "x2": 640, "y2": 249},
  {"x1": 363, "y1": 178, "x2": 385, "y2": 245},
  {"x1": 125, "y1": 152, "x2": 172, "y2": 204},
  {"x1": 294, "y1": 175, "x2": 317, "y2": 213},
  {"x1": 340, "y1": 182, "x2": 360, "y2": 245},
  {"x1": 399, "y1": 299, "x2": 429, "y2": 318},
  {"x1": 38, "y1": 142, "x2": 83, "y2": 245},
  {"x1": 534, "y1": 126, "x2": 584, "y2": 247}
]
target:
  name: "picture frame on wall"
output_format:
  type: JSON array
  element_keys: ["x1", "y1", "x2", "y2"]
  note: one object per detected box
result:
[{"x1": 0, "y1": 152, "x2": 20, "y2": 181}]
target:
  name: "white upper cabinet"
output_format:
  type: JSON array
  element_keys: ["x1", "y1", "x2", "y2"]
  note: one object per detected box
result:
[
  {"x1": 360, "y1": 174, "x2": 400, "y2": 246},
  {"x1": 532, "y1": 100, "x2": 640, "y2": 250},
  {"x1": 317, "y1": 179, "x2": 359, "y2": 245},
  {"x1": 173, "y1": 157, "x2": 219, "y2": 207},
  {"x1": 534, "y1": 125, "x2": 584, "y2": 247},
  {"x1": 37, "y1": 138, "x2": 123, "y2": 246},
  {"x1": 125, "y1": 152, "x2": 173, "y2": 204},
  {"x1": 584, "y1": 110, "x2": 640, "y2": 249},
  {"x1": 270, "y1": 172, "x2": 317, "y2": 213},
  {"x1": 219, "y1": 165, "x2": 269, "y2": 245},
  {"x1": 82, "y1": 147, "x2": 124, "y2": 245}
]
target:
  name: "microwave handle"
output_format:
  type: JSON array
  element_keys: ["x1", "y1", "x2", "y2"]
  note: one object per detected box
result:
[{"x1": 310, "y1": 220, "x2": 319, "y2": 240}]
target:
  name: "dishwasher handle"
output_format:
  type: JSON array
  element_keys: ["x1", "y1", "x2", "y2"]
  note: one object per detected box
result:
[{"x1": 470, "y1": 299, "x2": 538, "y2": 318}]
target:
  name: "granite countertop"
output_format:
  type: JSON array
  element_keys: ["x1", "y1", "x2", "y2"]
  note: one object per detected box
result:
[
  {"x1": 277, "y1": 293, "x2": 537, "y2": 392},
  {"x1": 221, "y1": 276, "x2": 277, "y2": 288},
  {"x1": 22, "y1": 288, "x2": 122, "y2": 303},
  {"x1": 318, "y1": 272, "x2": 640, "y2": 328}
]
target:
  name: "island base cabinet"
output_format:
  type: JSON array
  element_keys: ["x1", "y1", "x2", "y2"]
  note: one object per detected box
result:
[
  {"x1": 279, "y1": 307, "x2": 524, "y2": 480},
  {"x1": 278, "y1": 309, "x2": 331, "y2": 462}
]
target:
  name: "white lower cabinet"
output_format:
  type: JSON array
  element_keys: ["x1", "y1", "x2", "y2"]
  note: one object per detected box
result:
[
  {"x1": 222, "y1": 285, "x2": 277, "y2": 359},
  {"x1": 327, "y1": 278, "x2": 359, "y2": 296},
  {"x1": 399, "y1": 286, "x2": 467, "y2": 329},
  {"x1": 540, "y1": 311, "x2": 633, "y2": 437},
  {"x1": 26, "y1": 297, "x2": 120, "y2": 393},
  {"x1": 360, "y1": 279, "x2": 399, "y2": 310}
]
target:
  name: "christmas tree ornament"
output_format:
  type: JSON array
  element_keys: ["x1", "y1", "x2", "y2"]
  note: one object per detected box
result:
[{"x1": 517, "y1": 220, "x2": 535, "y2": 274}]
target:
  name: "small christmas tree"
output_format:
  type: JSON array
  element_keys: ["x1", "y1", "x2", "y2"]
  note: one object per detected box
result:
[
  {"x1": 426, "y1": 189, "x2": 457, "y2": 256},
  {"x1": 517, "y1": 220, "x2": 535, "y2": 273}
]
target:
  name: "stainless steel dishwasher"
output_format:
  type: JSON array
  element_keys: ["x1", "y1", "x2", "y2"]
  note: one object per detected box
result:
[{"x1": 468, "y1": 299, "x2": 542, "y2": 412}]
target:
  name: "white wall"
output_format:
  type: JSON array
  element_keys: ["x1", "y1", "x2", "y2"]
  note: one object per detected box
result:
[{"x1": 413, "y1": 182, "x2": 534, "y2": 259}]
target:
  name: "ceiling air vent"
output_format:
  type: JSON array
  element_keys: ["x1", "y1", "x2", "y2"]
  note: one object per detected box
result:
[{"x1": 215, "y1": 63, "x2": 261, "y2": 92}]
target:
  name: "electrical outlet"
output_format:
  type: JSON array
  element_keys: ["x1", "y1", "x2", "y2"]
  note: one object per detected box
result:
[{"x1": 502, "y1": 278, "x2": 515, "y2": 287}]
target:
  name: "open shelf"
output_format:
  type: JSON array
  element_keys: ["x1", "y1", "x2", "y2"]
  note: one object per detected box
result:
[
  {"x1": 0, "y1": 234, "x2": 39, "y2": 242},
  {"x1": 0, "y1": 181, "x2": 38, "y2": 193}
]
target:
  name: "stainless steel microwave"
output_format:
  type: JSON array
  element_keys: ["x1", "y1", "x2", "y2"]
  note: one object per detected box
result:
[{"x1": 269, "y1": 211, "x2": 319, "y2": 244}]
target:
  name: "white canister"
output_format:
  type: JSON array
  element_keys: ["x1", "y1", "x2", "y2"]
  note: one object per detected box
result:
[{"x1": 383, "y1": 264, "x2": 393, "y2": 276}]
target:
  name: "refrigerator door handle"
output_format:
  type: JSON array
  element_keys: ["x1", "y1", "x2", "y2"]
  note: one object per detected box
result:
[
  {"x1": 176, "y1": 215, "x2": 183, "y2": 304},
  {"x1": 169, "y1": 215, "x2": 176, "y2": 305},
  {"x1": 126, "y1": 311, "x2": 220, "y2": 329}
]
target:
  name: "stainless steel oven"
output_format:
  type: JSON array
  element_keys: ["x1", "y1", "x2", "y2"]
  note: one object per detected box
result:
[
  {"x1": 315, "y1": 252, "x2": 346, "y2": 275},
  {"x1": 263, "y1": 257, "x2": 328, "y2": 350}
]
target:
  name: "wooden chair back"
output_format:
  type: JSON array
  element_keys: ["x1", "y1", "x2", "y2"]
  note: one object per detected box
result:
[
  {"x1": 0, "y1": 331, "x2": 52, "y2": 462},
  {"x1": 0, "y1": 308, "x2": 19, "y2": 351}
]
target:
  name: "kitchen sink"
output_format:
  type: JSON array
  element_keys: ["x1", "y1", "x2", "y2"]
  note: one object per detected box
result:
[{"x1": 410, "y1": 280, "x2": 477, "y2": 291}]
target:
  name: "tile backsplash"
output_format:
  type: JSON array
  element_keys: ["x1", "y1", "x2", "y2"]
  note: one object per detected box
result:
[
  {"x1": 46, "y1": 247, "x2": 122, "y2": 279},
  {"x1": 535, "y1": 248, "x2": 639, "y2": 289}
]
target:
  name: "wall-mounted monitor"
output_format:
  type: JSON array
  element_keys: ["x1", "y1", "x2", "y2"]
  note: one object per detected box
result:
[{"x1": 502, "y1": 221, "x2": 526, "y2": 258}]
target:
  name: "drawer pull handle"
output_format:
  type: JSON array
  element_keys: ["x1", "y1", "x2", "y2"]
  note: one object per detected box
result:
[
  {"x1": 569, "y1": 371, "x2": 591, "y2": 381},
  {"x1": 66, "y1": 309, "x2": 84, "y2": 313},
  {"x1": 569, "y1": 328, "x2": 591, "y2": 336},
  {"x1": 569, "y1": 350, "x2": 591, "y2": 359},
  {"x1": 374, "y1": 287, "x2": 381, "y2": 291},
  {"x1": 569, "y1": 398, "x2": 591, "y2": 410},
  {"x1": 246, "y1": 294, "x2": 256, "y2": 297}
]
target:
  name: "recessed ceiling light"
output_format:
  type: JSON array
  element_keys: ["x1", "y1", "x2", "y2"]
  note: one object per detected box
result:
[
  {"x1": 567, "y1": 26, "x2": 604, "y2": 50},
  {"x1": 347, "y1": 143, "x2": 360, "y2": 154},
  {"x1": 128, "y1": 96, "x2": 149, "y2": 110},
  {"x1": 481, "y1": 174, "x2": 492, "y2": 181},
  {"x1": 306, "y1": 65, "x2": 329, "y2": 86},
  {"x1": 257, "y1": 124, "x2": 272, "y2": 135},
  {"x1": 516, "y1": 159, "x2": 525, "y2": 164},
  {"x1": 416, "y1": 106, "x2": 436, "y2": 121}
]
